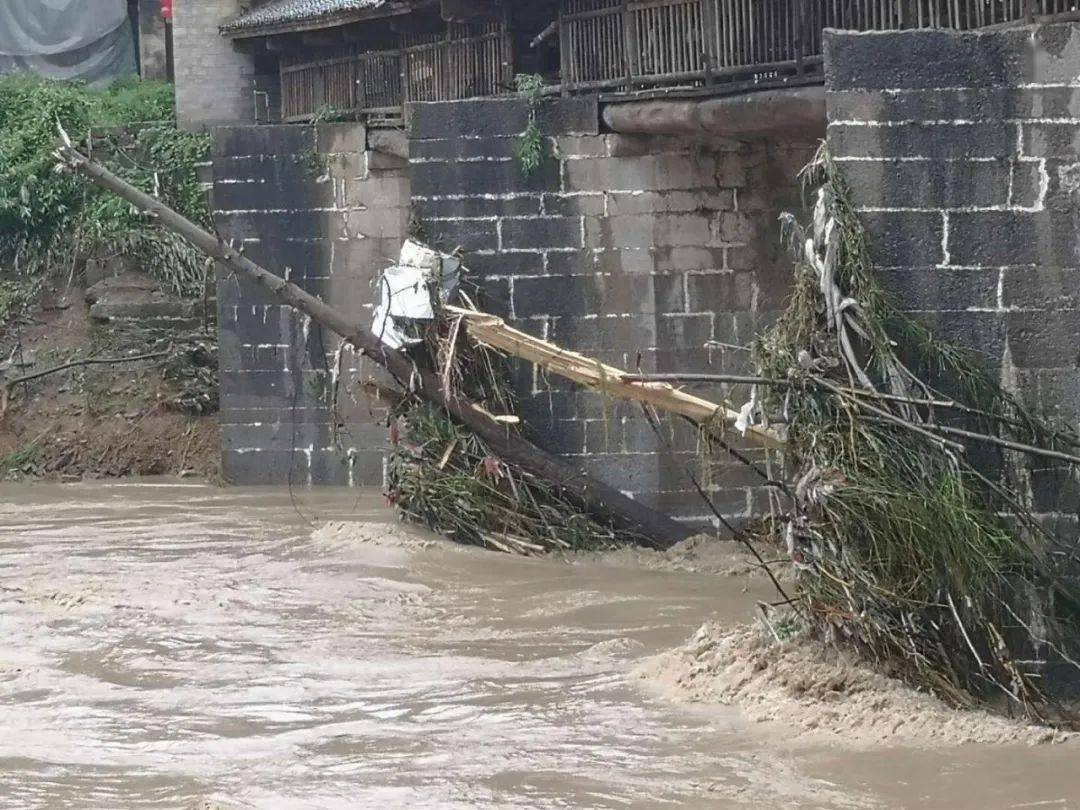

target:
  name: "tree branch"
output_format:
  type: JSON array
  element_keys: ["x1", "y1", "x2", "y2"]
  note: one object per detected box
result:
[{"x1": 1, "y1": 352, "x2": 168, "y2": 417}]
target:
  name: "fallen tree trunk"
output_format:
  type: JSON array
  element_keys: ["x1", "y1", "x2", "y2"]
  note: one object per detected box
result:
[
  {"x1": 54, "y1": 140, "x2": 691, "y2": 547},
  {"x1": 446, "y1": 307, "x2": 784, "y2": 450}
]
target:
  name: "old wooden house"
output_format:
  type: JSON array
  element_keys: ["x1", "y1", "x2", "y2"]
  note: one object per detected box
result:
[{"x1": 185, "y1": 0, "x2": 1078, "y2": 127}]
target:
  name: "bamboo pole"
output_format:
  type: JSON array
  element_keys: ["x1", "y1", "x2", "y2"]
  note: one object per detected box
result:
[
  {"x1": 53, "y1": 139, "x2": 692, "y2": 548},
  {"x1": 445, "y1": 307, "x2": 785, "y2": 450},
  {"x1": 1, "y1": 352, "x2": 168, "y2": 417}
]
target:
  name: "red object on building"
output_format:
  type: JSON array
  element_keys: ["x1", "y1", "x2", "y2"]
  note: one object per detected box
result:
[{"x1": 161, "y1": 0, "x2": 173, "y2": 22}]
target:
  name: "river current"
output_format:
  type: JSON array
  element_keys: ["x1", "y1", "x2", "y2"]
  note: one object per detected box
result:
[{"x1": 1, "y1": 481, "x2": 1078, "y2": 809}]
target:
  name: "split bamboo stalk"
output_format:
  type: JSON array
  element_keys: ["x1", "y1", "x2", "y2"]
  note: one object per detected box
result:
[
  {"x1": 445, "y1": 306, "x2": 785, "y2": 450},
  {"x1": 54, "y1": 137, "x2": 692, "y2": 548}
]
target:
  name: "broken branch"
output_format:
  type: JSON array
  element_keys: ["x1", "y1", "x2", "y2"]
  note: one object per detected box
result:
[
  {"x1": 1, "y1": 352, "x2": 168, "y2": 417},
  {"x1": 926, "y1": 423, "x2": 1080, "y2": 468}
]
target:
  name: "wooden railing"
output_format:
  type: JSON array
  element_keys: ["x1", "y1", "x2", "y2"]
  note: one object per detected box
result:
[
  {"x1": 635, "y1": 0, "x2": 709, "y2": 79},
  {"x1": 280, "y1": 1, "x2": 1075, "y2": 118},
  {"x1": 560, "y1": 0, "x2": 1079, "y2": 92},
  {"x1": 281, "y1": 49, "x2": 403, "y2": 122},
  {"x1": 821, "y1": 0, "x2": 1075, "y2": 30},
  {"x1": 280, "y1": 23, "x2": 512, "y2": 122},
  {"x1": 711, "y1": 0, "x2": 813, "y2": 77},
  {"x1": 403, "y1": 23, "x2": 512, "y2": 103}
]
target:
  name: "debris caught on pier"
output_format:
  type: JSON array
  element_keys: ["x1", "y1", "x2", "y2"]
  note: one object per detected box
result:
[
  {"x1": 56, "y1": 126, "x2": 1080, "y2": 728},
  {"x1": 438, "y1": 147, "x2": 1080, "y2": 726},
  {"x1": 379, "y1": 249, "x2": 649, "y2": 554},
  {"x1": 740, "y1": 147, "x2": 1080, "y2": 726}
]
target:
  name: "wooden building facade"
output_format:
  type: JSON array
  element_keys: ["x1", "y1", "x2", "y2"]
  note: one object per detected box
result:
[
  {"x1": 220, "y1": 0, "x2": 1080, "y2": 123},
  {"x1": 278, "y1": 20, "x2": 512, "y2": 122}
]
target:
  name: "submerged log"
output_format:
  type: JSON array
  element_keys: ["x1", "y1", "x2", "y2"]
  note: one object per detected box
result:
[{"x1": 55, "y1": 141, "x2": 691, "y2": 548}]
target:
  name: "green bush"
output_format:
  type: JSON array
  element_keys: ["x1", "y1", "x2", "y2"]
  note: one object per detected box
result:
[{"x1": 0, "y1": 76, "x2": 210, "y2": 297}]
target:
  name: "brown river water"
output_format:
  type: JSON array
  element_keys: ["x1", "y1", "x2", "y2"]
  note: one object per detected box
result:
[{"x1": 1, "y1": 481, "x2": 1079, "y2": 809}]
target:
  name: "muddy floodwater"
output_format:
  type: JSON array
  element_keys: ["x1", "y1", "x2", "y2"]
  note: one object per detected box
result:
[{"x1": 2, "y1": 482, "x2": 1080, "y2": 809}]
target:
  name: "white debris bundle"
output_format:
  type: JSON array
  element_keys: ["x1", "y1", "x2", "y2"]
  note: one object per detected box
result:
[{"x1": 372, "y1": 240, "x2": 461, "y2": 349}]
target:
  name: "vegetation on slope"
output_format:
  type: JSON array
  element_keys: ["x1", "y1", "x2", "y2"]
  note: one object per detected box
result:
[{"x1": 0, "y1": 76, "x2": 211, "y2": 302}]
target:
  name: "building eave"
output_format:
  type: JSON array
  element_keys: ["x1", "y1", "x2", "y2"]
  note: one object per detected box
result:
[{"x1": 221, "y1": 1, "x2": 419, "y2": 40}]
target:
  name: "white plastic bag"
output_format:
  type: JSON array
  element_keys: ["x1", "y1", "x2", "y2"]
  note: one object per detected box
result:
[{"x1": 372, "y1": 240, "x2": 461, "y2": 349}]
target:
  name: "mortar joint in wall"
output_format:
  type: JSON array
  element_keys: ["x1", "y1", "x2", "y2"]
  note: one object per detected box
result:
[
  {"x1": 1036, "y1": 159, "x2": 1051, "y2": 212},
  {"x1": 939, "y1": 210, "x2": 951, "y2": 268},
  {"x1": 833, "y1": 155, "x2": 1001, "y2": 164}
]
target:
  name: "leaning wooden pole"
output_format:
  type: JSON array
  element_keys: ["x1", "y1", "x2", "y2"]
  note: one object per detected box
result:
[{"x1": 54, "y1": 140, "x2": 691, "y2": 547}]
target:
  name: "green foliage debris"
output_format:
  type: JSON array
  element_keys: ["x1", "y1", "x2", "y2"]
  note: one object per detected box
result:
[
  {"x1": 389, "y1": 402, "x2": 629, "y2": 554},
  {"x1": 384, "y1": 267, "x2": 645, "y2": 555},
  {"x1": 514, "y1": 73, "x2": 546, "y2": 177},
  {"x1": 1, "y1": 441, "x2": 38, "y2": 476},
  {"x1": 749, "y1": 146, "x2": 1080, "y2": 726}
]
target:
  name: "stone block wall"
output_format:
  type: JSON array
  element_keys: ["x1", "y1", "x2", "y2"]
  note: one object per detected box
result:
[
  {"x1": 410, "y1": 97, "x2": 817, "y2": 527},
  {"x1": 173, "y1": 0, "x2": 256, "y2": 127},
  {"x1": 826, "y1": 23, "x2": 1080, "y2": 531},
  {"x1": 211, "y1": 124, "x2": 411, "y2": 485},
  {"x1": 201, "y1": 21, "x2": 1080, "y2": 540}
]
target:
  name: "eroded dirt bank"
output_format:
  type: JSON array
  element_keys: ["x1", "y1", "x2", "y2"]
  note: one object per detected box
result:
[
  {"x1": 2, "y1": 482, "x2": 1079, "y2": 809},
  {"x1": 0, "y1": 290, "x2": 218, "y2": 482}
]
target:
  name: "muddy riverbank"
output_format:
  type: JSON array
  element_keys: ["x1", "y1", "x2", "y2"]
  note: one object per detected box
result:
[
  {"x1": 0, "y1": 292, "x2": 219, "y2": 483},
  {"x1": 1, "y1": 481, "x2": 1079, "y2": 809}
]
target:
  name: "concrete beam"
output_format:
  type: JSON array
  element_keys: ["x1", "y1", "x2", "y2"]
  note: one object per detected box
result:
[
  {"x1": 300, "y1": 29, "x2": 345, "y2": 48},
  {"x1": 441, "y1": 0, "x2": 501, "y2": 23},
  {"x1": 368, "y1": 128, "x2": 410, "y2": 160},
  {"x1": 601, "y1": 86, "x2": 826, "y2": 139}
]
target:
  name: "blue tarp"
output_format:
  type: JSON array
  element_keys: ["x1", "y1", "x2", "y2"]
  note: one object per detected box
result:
[{"x1": 0, "y1": 0, "x2": 136, "y2": 86}]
